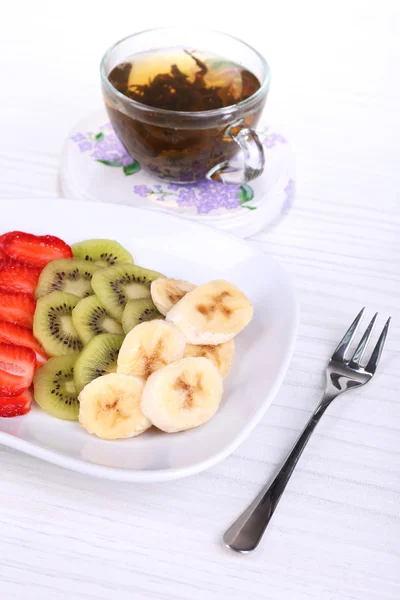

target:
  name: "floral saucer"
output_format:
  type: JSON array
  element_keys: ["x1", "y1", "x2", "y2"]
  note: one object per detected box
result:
[{"x1": 60, "y1": 110, "x2": 295, "y2": 238}]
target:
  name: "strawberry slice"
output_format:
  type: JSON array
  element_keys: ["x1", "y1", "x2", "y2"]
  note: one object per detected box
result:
[
  {"x1": 0, "y1": 343, "x2": 36, "y2": 397},
  {"x1": 0, "y1": 290, "x2": 35, "y2": 328},
  {"x1": 0, "y1": 320, "x2": 47, "y2": 367},
  {"x1": 0, "y1": 260, "x2": 41, "y2": 294},
  {"x1": 2, "y1": 232, "x2": 72, "y2": 268},
  {"x1": 0, "y1": 388, "x2": 32, "y2": 417}
]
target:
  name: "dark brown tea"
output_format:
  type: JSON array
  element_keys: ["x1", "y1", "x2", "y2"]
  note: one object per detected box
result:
[
  {"x1": 108, "y1": 48, "x2": 261, "y2": 112},
  {"x1": 105, "y1": 48, "x2": 263, "y2": 182}
]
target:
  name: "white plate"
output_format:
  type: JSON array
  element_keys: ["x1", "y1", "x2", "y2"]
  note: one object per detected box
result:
[{"x1": 0, "y1": 198, "x2": 299, "y2": 482}]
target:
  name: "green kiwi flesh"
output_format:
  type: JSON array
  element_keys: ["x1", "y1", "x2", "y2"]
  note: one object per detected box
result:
[
  {"x1": 91, "y1": 263, "x2": 165, "y2": 321},
  {"x1": 71, "y1": 239, "x2": 134, "y2": 268},
  {"x1": 73, "y1": 333, "x2": 124, "y2": 394},
  {"x1": 33, "y1": 291, "x2": 83, "y2": 356},
  {"x1": 122, "y1": 298, "x2": 164, "y2": 334},
  {"x1": 72, "y1": 295, "x2": 123, "y2": 345},
  {"x1": 35, "y1": 258, "x2": 100, "y2": 300},
  {"x1": 33, "y1": 353, "x2": 80, "y2": 420}
]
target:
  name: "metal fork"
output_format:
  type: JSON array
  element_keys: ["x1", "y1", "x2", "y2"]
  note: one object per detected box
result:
[{"x1": 223, "y1": 308, "x2": 391, "y2": 553}]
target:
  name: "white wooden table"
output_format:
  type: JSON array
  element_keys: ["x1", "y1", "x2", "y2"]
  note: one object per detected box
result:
[{"x1": 1, "y1": 2, "x2": 400, "y2": 598}]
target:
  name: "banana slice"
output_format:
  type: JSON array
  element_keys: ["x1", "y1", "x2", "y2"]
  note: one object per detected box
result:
[
  {"x1": 184, "y1": 339, "x2": 234, "y2": 378},
  {"x1": 151, "y1": 278, "x2": 196, "y2": 316},
  {"x1": 141, "y1": 357, "x2": 223, "y2": 433},
  {"x1": 78, "y1": 373, "x2": 150, "y2": 440},
  {"x1": 167, "y1": 280, "x2": 253, "y2": 345},
  {"x1": 117, "y1": 319, "x2": 186, "y2": 379}
]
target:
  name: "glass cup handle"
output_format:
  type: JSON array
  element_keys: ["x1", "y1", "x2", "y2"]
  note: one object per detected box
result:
[{"x1": 206, "y1": 120, "x2": 265, "y2": 184}]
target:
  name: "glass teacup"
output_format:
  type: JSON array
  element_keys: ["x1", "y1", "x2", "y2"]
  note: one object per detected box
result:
[{"x1": 101, "y1": 28, "x2": 270, "y2": 184}]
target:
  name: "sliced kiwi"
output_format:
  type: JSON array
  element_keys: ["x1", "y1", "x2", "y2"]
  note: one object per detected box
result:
[
  {"x1": 33, "y1": 353, "x2": 80, "y2": 421},
  {"x1": 122, "y1": 298, "x2": 164, "y2": 334},
  {"x1": 35, "y1": 258, "x2": 100, "y2": 300},
  {"x1": 71, "y1": 239, "x2": 134, "y2": 268},
  {"x1": 33, "y1": 291, "x2": 83, "y2": 357},
  {"x1": 74, "y1": 333, "x2": 124, "y2": 394},
  {"x1": 72, "y1": 295, "x2": 124, "y2": 345},
  {"x1": 91, "y1": 263, "x2": 165, "y2": 321}
]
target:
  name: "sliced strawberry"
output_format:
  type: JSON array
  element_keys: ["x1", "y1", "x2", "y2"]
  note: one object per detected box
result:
[
  {"x1": 0, "y1": 320, "x2": 47, "y2": 367},
  {"x1": 0, "y1": 388, "x2": 32, "y2": 417},
  {"x1": 0, "y1": 290, "x2": 35, "y2": 328},
  {"x1": 0, "y1": 260, "x2": 41, "y2": 294},
  {"x1": 2, "y1": 232, "x2": 72, "y2": 268},
  {"x1": 0, "y1": 231, "x2": 25, "y2": 248},
  {"x1": 0, "y1": 343, "x2": 36, "y2": 397}
]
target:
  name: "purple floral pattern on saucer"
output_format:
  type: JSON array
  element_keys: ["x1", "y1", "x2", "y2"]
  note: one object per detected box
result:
[
  {"x1": 258, "y1": 127, "x2": 287, "y2": 149},
  {"x1": 133, "y1": 181, "x2": 256, "y2": 214},
  {"x1": 70, "y1": 123, "x2": 140, "y2": 175}
]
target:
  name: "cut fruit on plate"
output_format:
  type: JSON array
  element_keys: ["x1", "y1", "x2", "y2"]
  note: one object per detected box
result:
[
  {"x1": 121, "y1": 298, "x2": 163, "y2": 334},
  {"x1": 141, "y1": 356, "x2": 223, "y2": 433},
  {"x1": 33, "y1": 291, "x2": 82, "y2": 356},
  {"x1": 74, "y1": 333, "x2": 124, "y2": 395},
  {"x1": 91, "y1": 263, "x2": 165, "y2": 321},
  {"x1": 150, "y1": 278, "x2": 196, "y2": 316},
  {"x1": 117, "y1": 319, "x2": 186, "y2": 380},
  {"x1": 79, "y1": 373, "x2": 151, "y2": 440},
  {"x1": 33, "y1": 353, "x2": 80, "y2": 421},
  {"x1": 0, "y1": 320, "x2": 47, "y2": 368},
  {"x1": 0, "y1": 388, "x2": 32, "y2": 418},
  {"x1": 72, "y1": 295, "x2": 123, "y2": 344},
  {"x1": 167, "y1": 279, "x2": 253, "y2": 345},
  {"x1": 0, "y1": 342, "x2": 36, "y2": 397},
  {"x1": 0, "y1": 290, "x2": 36, "y2": 329},
  {"x1": 0, "y1": 260, "x2": 41, "y2": 295},
  {"x1": 35, "y1": 258, "x2": 100, "y2": 299},
  {"x1": 72, "y1": 239, "x2": 134, "y2": 268},
  {"x1": 184, "y1": 339, "x2": 234, "y2": 378},
  {"x1": 1, "y1": 232, "x2": 72, "y2": 268}
]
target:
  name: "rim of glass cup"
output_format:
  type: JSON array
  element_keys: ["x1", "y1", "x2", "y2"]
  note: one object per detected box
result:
[{"x1": 100, "y1": 27, "x2": 271, "y2": 119}]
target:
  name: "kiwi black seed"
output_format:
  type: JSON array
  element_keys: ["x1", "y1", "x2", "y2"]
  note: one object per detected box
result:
[
  {"x1": 33, "y1": 353, "x2": 80, "y2": 420},
  {"x1": 35, "y1": 258, "x2": 100, "y2": 300},
  {"x1": 33, "y1": 291, "x2": 83, "y2": 357},
  {"x1": 72, "y1": 295, "x2": 124, "y2": 345},
  {"x1": 91, "y1": 263, "x2": 165, "y2": 321},
  {"x1": 71, "y1": 239, "x2": 134, "y2": 268},
  {"x1": 122, "y1": 298, "x2": 164, "y2": 334},
  {"x1": 73, "y1": 333, "x2": 124, "y2": 394}
]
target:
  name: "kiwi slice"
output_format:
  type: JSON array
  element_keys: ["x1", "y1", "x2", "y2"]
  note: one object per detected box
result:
[
  {"x1": 72, "y1": 295, "x2": 124, "y2": 344},
  {"x1": 35, "y1": 258, "x2": 100, "y2": 300},
  {"x1": 122, "y1": 298, "x2": 164, "y2": 334},
  {"x1": 74, "y1": 333, "x2": 124, "y2": 394},
  {"x1": 33, "y1": 291, "x2": 83, "y2": 357},
  {"x1": 91, "y1": 263, "x2": 165, "y2": 321},
  {"x1": 71, "y1": 239, "x2": 134, "y2": 268},
  {"x1": 33, "y1": 353, "x2": 80, "y2": 421}
]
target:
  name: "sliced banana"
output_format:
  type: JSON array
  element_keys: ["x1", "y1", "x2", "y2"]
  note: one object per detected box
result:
[
  {"x1": 117, "y1": 319, "x2": 186, "y2": 379},
  {"x1": 167, "y1": 280, "x2": 253, "y2": 345},
  {"x1": 184, "y1": 339, "x2": 234, "y2": 378},
  {"x1": 141, "y1": 357, "x2": 223, "y2": 433},
  {"x1": 151, "y1": 278, "x2": 196, "y2": 316},
  {"x1": 78, "y1": 373, "x2": 150, "y2": 440}
]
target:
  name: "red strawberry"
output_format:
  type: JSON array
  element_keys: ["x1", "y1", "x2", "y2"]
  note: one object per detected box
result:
[
  {"x1": 0, "y1": 260, "x2": 41, "y2": 294},
  {"x1": 2, "y1": 232, "x2": 72, "y2": 268},
  {"x1": 0, "y1": 231, "x2": 25, "y2": 248},
  {"x1": 0, "y1": 320, "x2": 47, "y2": 367},
  {"x1": 0, "y1": 290, "x2": 36, "y2": 328},
  {"x1": 0, "y1": 343, "x2": 36, "y2": 397},
  {"x1": 0, "y1": 248, "x2": 8, "y2": 260},
  {"x1": 0, "y1": 388, "x2": 32, "y2": 417}
]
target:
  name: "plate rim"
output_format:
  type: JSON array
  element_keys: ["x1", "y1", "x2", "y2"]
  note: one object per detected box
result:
[{"x1": 0, "y1": 197, "x2": 299, "y2": 482}]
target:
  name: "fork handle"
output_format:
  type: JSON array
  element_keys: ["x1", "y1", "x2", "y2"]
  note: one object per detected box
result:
[{"x1": 223, "y1": 392, "x2": 335, "y2": 553}]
